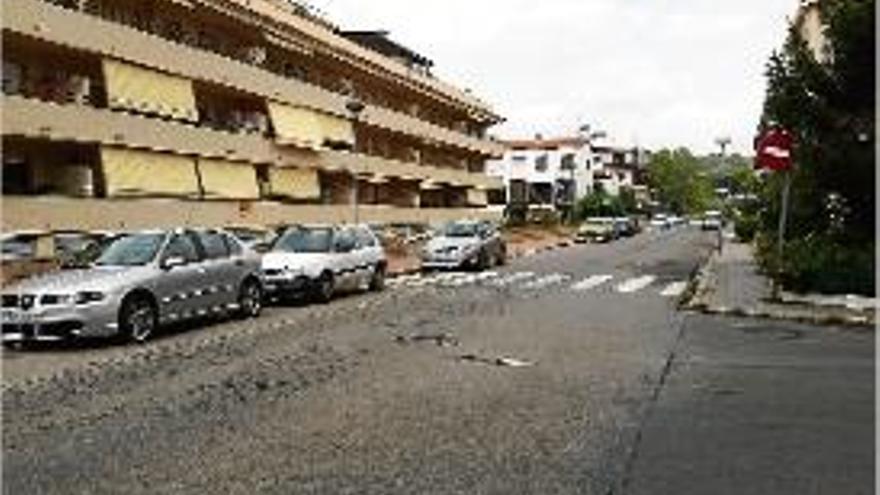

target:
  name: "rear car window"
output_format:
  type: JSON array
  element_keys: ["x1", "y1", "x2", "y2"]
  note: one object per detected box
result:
[{"x1": 198, "y1": 231, "x2": 230, "y2": 259}]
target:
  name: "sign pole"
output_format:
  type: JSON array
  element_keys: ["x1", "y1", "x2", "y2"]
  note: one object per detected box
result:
[{"x1": 773, "y1": 171, "x2": 792, "y2": 299}]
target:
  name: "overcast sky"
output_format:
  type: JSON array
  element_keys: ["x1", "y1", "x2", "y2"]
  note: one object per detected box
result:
[{"x1": 314, "y1": 0, "x2": 795, "y2": 154}]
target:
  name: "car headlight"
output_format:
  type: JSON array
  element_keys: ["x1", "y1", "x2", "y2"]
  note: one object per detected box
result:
[{"x1": 75, "y1": 291, "x2": 105, "y2": 305}]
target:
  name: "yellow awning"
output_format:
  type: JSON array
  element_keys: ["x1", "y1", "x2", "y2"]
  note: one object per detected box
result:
[
  {"x1": 267, "y1": 102, "x2": 353, "y2": 149},
  {"x1": 466, "y1": 188, "x2": 488, "y2": 206},
  {"x1": 101, "y1": 147, "x2": 199, "y2": 197},
  {"x1": 102, "y1": 59, "x2": 198, "y2": 122},
  {"x1": 197, "y1": 158, "x2": 260, "y2": 200},
  {"x1": 268, "y1": 166, "x2": 321, "y2": 199}
]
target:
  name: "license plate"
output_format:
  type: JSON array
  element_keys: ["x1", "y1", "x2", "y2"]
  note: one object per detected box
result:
[{"x1": 1, "y1": 310, "x2": 33, "y2": 324}]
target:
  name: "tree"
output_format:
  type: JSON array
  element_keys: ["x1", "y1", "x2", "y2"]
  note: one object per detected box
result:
[
  {"x1": 573, "y1": 190, "x2": 624, "y2": 220},
  {"x1": 646, "y1": 148, "x2": 716, "y2": 214},
  {"x1": 757, "y1": 0, "x2": 875, "y2": 294}
]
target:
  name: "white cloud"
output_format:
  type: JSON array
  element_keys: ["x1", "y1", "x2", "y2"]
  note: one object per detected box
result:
[{"x1": 315, "y1": 0, "x2": 794, "y2": 154}]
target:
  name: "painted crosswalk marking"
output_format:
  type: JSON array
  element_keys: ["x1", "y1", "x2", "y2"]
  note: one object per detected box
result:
[
  {"x1": 490, "y1": 271, "x2": 535, "y2": 287},
  {"x1": 521, "y1": 273, "x2": 570, "y2": 290},
  {"x1": 615, "y1": 275, "x2": 657, "y2": 293},
  {"x1": 571, "y1": 274, "x2": 614, "y2": 291},
  {"x1": 660, "y1": 281, "x2": 688, "y2": 297}
]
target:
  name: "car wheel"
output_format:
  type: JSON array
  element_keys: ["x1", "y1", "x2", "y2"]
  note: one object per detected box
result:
[
  {"x1": 237, "y1": 279, "x2": 262, "y2": 319},
  {"x1": 119, "y1": 295, "x2": 157, "y2": 344},
  {"x1": 495, "y1": 246, "x2": 507, "y2": 266},
  {"x1": 314, "y1": 272, "x2": 335, "y2": 303},
  {"x1": 477, "y1": 249, "x2": 491, "y2": 271},
  {"x1": 369, "y1": 263, "x2": 386, "y2": 292}
]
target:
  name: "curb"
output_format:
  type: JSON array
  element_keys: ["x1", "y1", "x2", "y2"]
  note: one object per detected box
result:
[
  {"x1": 681, "y1": 250, "x2": 874, "y2": 328},
  {"x1": 692, "y1": 304, "x2": 874, "y2": 328}
]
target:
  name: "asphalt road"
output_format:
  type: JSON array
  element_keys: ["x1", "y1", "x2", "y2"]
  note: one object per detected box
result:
[{"x1": 2, "y1": 228, "x2": 872, "y2": 494}]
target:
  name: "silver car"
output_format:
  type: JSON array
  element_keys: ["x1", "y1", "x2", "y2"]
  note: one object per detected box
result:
[
  {"x1": 1, "y1": 228, "x2": 264, "y2": 344},
  {"x1": 420, "y1": 220, "x2": 506, "y2": 271}
]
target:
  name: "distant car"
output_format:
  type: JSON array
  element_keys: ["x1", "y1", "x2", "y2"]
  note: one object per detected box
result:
[
  {"x1": 421, "y1": 220, "x2": 506, "y2": 271},
  {"x1": 650, "y1": 214, "x2": 672, "y2": 230},
  {"x1": 701, "y1": 211, "x2": 724, "y2": 231},
  {"x1": 575, "y1": 218, "x2": 618, "y2": 243},
  {"x1": 261, "y1": 224, "x2": 387, "y2": 302},
  {"x1": 1, "y1": 229, "x2": 264, "y2": 344},
  {"x1": 614, "y1": 217, "x2": 639, "y2": 237}
]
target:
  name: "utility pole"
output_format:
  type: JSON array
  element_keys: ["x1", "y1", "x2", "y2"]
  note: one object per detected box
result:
[{"x1": 346, "y1": 96, "x2": 365, "y2": 224}]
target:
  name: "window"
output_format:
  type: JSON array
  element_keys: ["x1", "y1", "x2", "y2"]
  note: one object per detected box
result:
[
  {"x1": 224, "y1": 234, "x2": 244, "y2": 255},
  {"x1": 354, "y1": 227, "x2": 377, "y2": 248},
  {"x1": 198, "y1": 231, "x2": 230, "y2": 259},
  {"x1": 560, "y1": 153, "x2": 576, "y2": 171},
  {"x1": 162, "y1": 233, "x2": 200, "y2": 263},
  {"x1": 535, "y1": 154, "x2": 549, "y2": 172},
  {"x1": 512, "y1": 155, "x2": 527, "y2": 162}
]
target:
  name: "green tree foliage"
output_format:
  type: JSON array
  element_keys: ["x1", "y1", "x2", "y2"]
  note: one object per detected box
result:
[
  {"x1": 759, "y1": 0, "x2": 876, "y2": 292},
  {"x1": 758, "y1": 0, "x2": 874, "y2": 294},
  {"x1": 573, "y1": 190, "x2": 625, "y2": 220},
  {"x1": 646, "y1": 148, "x2": 716, "y2": 215}
]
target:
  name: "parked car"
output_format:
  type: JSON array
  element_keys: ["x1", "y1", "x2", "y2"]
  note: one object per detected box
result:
[
  {"x1": 421, "y1": 220, "x2": 506, "y2": 271},
  {"x1": 225, "y1": 225, "x2": 275, "y2": 252},
  {"x1": 1, "y1": 229, "x2": 263, "y2": 344},
  {"x1": 701, "y1": 210, "x2": 724, "y2": 231},
  {"x1": 614, "y1": 217, "x2": 639, "y2": 237},
  {"x1": 649, "y1": 213, "x2": 672, "y2": 230},
  {"x1": 261, "y1": 224, "x2": 387, "y2": 302},
  {"x1": 574, "y1": 217, "x2": 618, "y2": 243}
]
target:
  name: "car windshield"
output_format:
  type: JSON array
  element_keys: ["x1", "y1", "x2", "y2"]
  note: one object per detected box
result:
[
  {"x1": 442, "y1": 222, "x2": 479, "y2": 238},
  {"x1": 94, "y1": 233, "x2": 165, "y2": 267},
  {"x1": 273, "y1": 227, "x2": 333, "y2": 253}
]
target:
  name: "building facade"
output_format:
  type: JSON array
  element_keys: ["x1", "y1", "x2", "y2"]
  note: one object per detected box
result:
[
  {"x1": 485, "y1": 136, "x2": 595, "y2": 212},
  {"x1": 1, "y1": 0, "x2": 505, "y2": 231},
  {"x1": 486, "y1": 134, "x2": 648, "y2": 212}
]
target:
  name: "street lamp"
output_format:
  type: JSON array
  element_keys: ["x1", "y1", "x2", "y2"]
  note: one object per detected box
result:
[{"x1": 345, "y1": 96, "x2": 365, "y2": 224}]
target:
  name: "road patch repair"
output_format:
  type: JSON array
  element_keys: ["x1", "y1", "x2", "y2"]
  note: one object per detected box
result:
[
  {"x1": 459, "y1": 353, "x2": 535, "y2": 368},
  {"x1": 394, "y1": 333, "x2": 460, "y2": 347}
]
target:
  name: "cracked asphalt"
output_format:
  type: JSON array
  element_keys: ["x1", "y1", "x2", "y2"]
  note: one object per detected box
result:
[{"x1": 3, "y1": 228, "x2": 872, "y2": 494}]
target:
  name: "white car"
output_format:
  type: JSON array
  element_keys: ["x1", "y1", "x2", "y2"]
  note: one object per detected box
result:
[{"x1": 261, "y1": 225, "x2": 386, "y2": 302}]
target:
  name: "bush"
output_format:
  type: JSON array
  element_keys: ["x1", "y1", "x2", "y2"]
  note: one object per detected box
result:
[
  {"x1": 734, "y1": 212, "x2": 759, "y2": 242},
  {"x1": 756, "y1": 234, "x2": 875, "y2": 296}
]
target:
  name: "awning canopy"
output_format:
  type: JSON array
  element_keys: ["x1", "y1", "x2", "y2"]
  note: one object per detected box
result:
[
  {"x1": 268, "y1": 166, "x2": 321, "y2": 200},
  {"x1": 267, "y1": 102, "x2": 354, "y2": 150},
  {"x1": 101, "y1": 146, "x2": 199, "y2": 198},
  {"x1": 197, "y1": 158, "x2": 260, "y2": 200},
  {"x1": 102, "y1": 59, "x2": 198, "y2": 122}
]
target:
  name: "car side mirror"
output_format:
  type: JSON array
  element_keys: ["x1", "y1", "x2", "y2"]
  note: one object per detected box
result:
[{"x1": 162, "y1": 256, "x2": 187, "y2": 270}]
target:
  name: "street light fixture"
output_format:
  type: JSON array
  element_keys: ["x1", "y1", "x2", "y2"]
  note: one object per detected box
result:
[{"x1": 345, "y1": 96, "x2": 365, "y2": 224}]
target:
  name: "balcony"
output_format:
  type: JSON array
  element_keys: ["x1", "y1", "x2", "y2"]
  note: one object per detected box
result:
[{"x1": 7, "y1": 0, "x2": 504, "y2": 157}]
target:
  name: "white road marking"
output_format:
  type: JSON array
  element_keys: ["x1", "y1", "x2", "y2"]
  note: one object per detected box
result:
[
  {"x1": 571, "y1": 274, "x2": 614, "y2": 291},
  {"x1": 521, "y1": 273, "x2": 570, "y2": 290},
  {"x1": 490, "y1": 271, "x2": 535, "y2": 287},
  {"x1": 660, "y1": 281, "x2": 688, "y2": 297},
  {"x1": 615, "y1": 275, "x2": 657, "y2": 293}
]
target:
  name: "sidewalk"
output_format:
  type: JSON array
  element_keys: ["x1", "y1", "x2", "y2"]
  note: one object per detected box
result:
[{"x1": 687, "y1": 241, "x2": 875, "y2": 327}]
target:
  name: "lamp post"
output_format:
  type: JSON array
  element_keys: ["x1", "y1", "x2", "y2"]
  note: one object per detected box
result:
[{"x1": 345, "y1": 96, "x2": 365, "y2": 224}]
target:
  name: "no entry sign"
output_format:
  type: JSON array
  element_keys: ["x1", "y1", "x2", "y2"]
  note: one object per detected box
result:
[{"x1": 754, "y1": 127, "x2": 794, "y2": 171}]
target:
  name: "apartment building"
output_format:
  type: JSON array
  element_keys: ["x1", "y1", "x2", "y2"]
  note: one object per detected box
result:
[
  {"x1": 1, "y1": 0, "x2": 505, "y2": 232},
  {"x1": 485, "y1": 136, "x2": 595, "y2": 212},
  {"x1": 794, "y1": 0, "x2": 831, "y2": 63}
]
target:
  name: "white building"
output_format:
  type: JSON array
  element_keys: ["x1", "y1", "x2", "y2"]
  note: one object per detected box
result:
[
  {"x1": 485, "y1": 136, "x2": 596, "y2": 212},
  {"x1": 486, "y1": 133, "x2": 649, "y2": 211}
]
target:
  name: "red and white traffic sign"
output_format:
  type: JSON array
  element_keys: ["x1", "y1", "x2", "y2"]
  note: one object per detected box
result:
[{"x1": 754, "y1": 127, "x2": 794, "y2": 171}]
